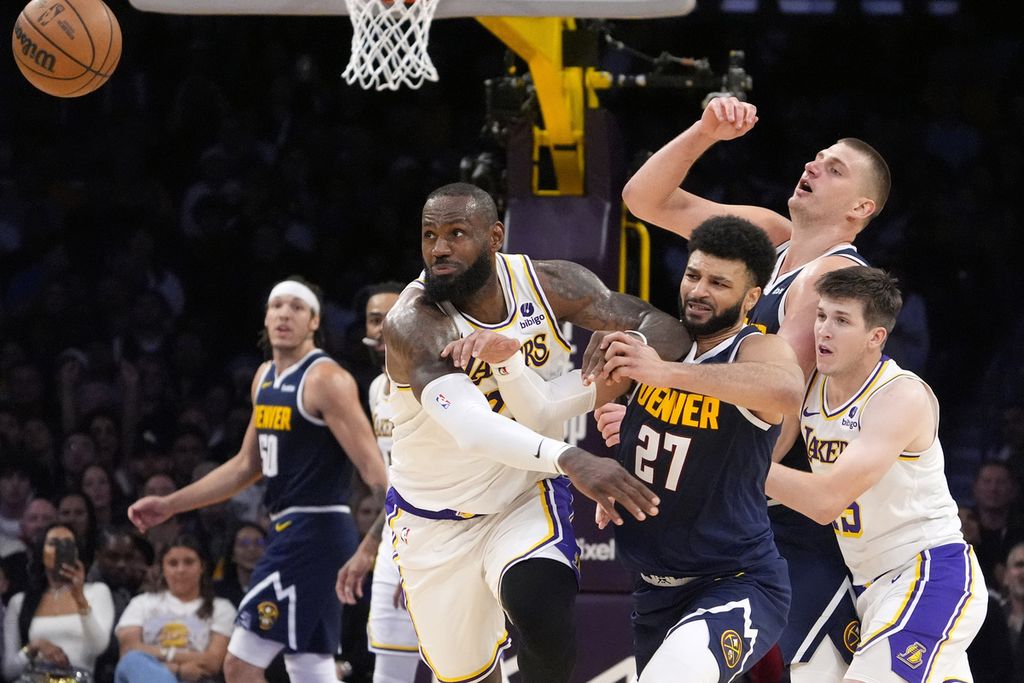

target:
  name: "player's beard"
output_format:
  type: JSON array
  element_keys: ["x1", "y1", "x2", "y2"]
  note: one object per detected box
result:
[
  {"x1": 423, "y1": 250, "x2": 492, "y2": 305},
  {"x1": 680, "y1": 296, "x2": 745, "y2": 338}
]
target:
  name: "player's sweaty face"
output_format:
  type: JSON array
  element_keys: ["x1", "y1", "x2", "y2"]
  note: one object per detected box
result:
[{"x1": 421, "y1": 196, "x2": 486, "y2": 277}]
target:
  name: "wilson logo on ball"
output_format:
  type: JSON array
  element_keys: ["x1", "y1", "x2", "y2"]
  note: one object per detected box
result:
[
  {"x1": 12, "y1": 22, "x2": 55, "y2": 73},
  {"x1": 11, "y1": 0, "x2": 122, "y2": 98}
]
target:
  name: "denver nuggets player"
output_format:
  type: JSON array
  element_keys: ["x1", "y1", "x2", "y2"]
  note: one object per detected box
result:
[
  {"x1": 766, "y1": 267, "x2": 987, "y2": 682},
  {"x1": 129, "y1": 277, "x2": 388, "y2": 683},
  {"x1": 593, "y1": 216, "x2": 804, "y2": 682},
  {"x1": 621, "y1": 96, "x2": 892, "y2": 682},
  {"x1": 382, "y1": 183, "x2": 688, "y2": 683}
]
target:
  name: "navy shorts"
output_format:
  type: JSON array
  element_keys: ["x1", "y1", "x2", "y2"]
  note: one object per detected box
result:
[
  {"x1": 236, "y1": 508, "x2": 358, "y2": 654},
  {"x1": 770, "y1": 504, "x2": 859, "y2": 664},
  {"x1": 632, "y1": 557, "x2": 791, "y2": 680}
]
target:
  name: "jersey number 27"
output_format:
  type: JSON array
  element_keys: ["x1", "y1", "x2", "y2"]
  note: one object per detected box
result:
[{"x1": 634, "y1": 425, "x2": 692, "y2": 491}]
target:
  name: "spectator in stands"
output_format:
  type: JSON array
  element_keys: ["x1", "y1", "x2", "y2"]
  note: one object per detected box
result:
[
  {"x1": 959, "y1": 506, "x2": 1015, "y2": 683},
  {"x1": 213, "y1": 523, "x2": 266, "y2": 608},
  {"x1": 2, "y1": 523, "x2": 115, "y2": 680},
  {"x1": 81, "y1": 464, "x2": 127, "y2": 532},
  {"x1": 114, "y1": 534, "x2": 235, "y2": 683},
  {"x1": 1003, "y1": 542, "x2": 1024, "y2": 681},
  {"x1": 91, "y1": 529, "x2": 156, "y2": 683},
  {"x1": 988, "y1": 404, "x2": 1024, "y2": 489},
  {"x1": 21, "y1": 418, "x2": 60, "y2": 498},
  {"x1": 0, "y1": 461, "x2": 32, "y2": 543},
  {"x1": 59, "y1": 432, "x2": 98, "y2": 497},
  {"x1": 972, "y1": 461, "x2": 1024, "y2": 585},
  {"x1": 57, "y1": 492, "x2": 99, "y2": 570}
]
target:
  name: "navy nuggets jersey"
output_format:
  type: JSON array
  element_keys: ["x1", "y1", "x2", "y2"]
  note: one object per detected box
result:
[
  {"x1": 254, "y1": 349, "x2": 353, "y2": 513},
  {"x1": 748, "y1": 241, "x2": 867, "y2": 337},
  {"x1": 615, "y1": 327, "x2": 781, "y2": 577}
]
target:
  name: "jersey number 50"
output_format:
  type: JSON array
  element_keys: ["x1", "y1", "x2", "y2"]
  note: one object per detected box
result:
[
  {"x1": 258, "y1": 434, "x2": 279, "y2": 477},
  {"x1": 634, "y1": 425, "x2": 692, "y2": 491}
]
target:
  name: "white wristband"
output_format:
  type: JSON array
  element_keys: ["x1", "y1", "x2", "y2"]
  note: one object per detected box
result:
[{"x1": 625, "y1": 329, "x2": 648, "y2": 345}]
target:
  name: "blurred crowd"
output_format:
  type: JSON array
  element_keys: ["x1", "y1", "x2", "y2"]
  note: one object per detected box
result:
[{"x1": 0, "y1": 2, "x2": 1022, "y2": 682}]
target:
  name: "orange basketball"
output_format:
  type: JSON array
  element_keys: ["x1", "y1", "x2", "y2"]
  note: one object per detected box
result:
[{"x1": 12, "y1": 0, "x2": 121, "y2": 98}]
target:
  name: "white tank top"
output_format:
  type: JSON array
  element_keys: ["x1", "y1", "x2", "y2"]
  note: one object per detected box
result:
[
  {"x1": 801, "y1": 357, "x2": 963, "y2": 584},
  {"x1": 368, "y1": 372, "x2": 395, "y2": 466},
  {"x1": 388, "y1": 253, "x2": 573, "y2": 514}
]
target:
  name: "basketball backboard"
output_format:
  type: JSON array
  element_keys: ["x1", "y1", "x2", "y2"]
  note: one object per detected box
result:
[{"x1": 127, "y1": 0, "x2": 696, "y2": 18}]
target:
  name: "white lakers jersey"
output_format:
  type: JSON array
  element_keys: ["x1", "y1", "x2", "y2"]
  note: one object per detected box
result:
[
  {"x1": 388, "y1": 253, "x2": 574, "y2": 514},
  {"x1": 368, "y1": 372, "x2": 395, "y2": 466},
  {"x1": 800, "y1": 357, "x2": 963, "y2": 585}
]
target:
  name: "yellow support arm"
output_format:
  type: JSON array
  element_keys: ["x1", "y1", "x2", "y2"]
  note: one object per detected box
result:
[{"x1": 477, "y1": 16, "x2": 586, "y2": 195}]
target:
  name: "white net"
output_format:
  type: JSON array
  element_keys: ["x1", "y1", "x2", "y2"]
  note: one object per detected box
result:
[{"x1": 342, "y1": 0, "x2": 440, "y2": 91}]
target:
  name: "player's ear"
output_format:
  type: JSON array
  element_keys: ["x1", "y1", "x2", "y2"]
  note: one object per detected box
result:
[
  {"x1": 869, "y1": 325, "x2": 887, "y2": 349},
  {"x1": 489, "y1": 221, "x2": 505, "y2": 252},
  {"x1": 742, "y1": 286, "x2": 762, "y2": 316},
  {"x1": 850, "y1": 197, "x2": 876, "y2": 222}
]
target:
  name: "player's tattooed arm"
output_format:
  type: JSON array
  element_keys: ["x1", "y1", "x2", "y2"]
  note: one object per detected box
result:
[
  {"x1": 383, "y1": 290, "x2": 462, "y2": 401},
  {"x1": 536, "y1": 259, "x2": 690, "y2": 362}
]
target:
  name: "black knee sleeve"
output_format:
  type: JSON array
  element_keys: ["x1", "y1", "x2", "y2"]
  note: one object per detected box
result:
[{"x1": 500, "y1": 558, "x2": 578, "y2": 683}]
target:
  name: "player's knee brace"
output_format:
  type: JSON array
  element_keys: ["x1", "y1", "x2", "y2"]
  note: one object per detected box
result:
[
  {"x1": 501, "y1": 559, "x2": 578, "y2": 681},
  {"x1": 638, "y1": 621, "x2": 720, "y2": 683},
  {"x1": 282, "y1": 652, "x2": 337, "y2": 683}
]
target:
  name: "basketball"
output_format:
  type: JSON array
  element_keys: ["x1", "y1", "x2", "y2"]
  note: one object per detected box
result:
[{"x1": 11, "y1": 0, "x2": 121, "y2": 97}]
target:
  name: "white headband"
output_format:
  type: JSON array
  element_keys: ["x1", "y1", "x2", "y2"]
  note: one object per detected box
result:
[{"x1": 268, "y1": 281, "x2": 320, "y2": 316}]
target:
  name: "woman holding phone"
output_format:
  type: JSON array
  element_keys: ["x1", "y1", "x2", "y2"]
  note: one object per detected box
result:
[{"x1": 2, "y1": 523, "x2": 116, "y2": 680}]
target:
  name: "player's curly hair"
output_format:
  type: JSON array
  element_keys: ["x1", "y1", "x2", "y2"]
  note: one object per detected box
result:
[{"x1": 687, "y1": 215, "x2": 777, "y2": 290}]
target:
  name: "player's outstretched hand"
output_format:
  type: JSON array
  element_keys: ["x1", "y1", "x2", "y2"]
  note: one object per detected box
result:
[
  {"x1": 558, "y1": 448, "x2": 659, "y2": 526},
  {"x1": 582, "y1": 331, "x2": 615, "y2": 386},
  {"x1": 602, "y1": 331, "x2": 667, "y2": 386},
  {"x1": 595, "y1": 402, "x2": 627, "y2": 448},
  {"x1": 127, "y1": 496, "x2": 173, "y2": 533},
  {"x1": 699, "y1": 96, "x2": 758, "y2": 142},
  {"x1": 336, "y1": 543, "x2": 376, "y2": 605},
  {"x1": 441, "y1": 330, "x2": 521, "y2": 370}
]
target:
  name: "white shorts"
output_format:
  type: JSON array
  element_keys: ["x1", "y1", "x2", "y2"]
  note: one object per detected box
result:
[
  {"x1": 368, "y1": 523, "x2": 419, "y2": 657},
  {"x1": 847, "y1": 543, "x2": 986, "y2": 683},
  {"x1": 387, "y1": 477, "x2": 578, "y2": 683}
]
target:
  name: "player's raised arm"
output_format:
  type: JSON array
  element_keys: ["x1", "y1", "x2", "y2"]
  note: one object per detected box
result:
[{"x1": 622, "y1": 97, "x2": 792, "y2": 246}]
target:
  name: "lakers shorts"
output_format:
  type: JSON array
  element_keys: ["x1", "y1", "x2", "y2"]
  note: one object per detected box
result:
[
  {"x1": 367, "y1": 523, "x2": 419, "y2": 657},
  {"x1": 387, "y1": 477, "x2": 578, "y2": 683},
  {"x1": 848, "y1": 543, "x2": 986, "y2": 683}
]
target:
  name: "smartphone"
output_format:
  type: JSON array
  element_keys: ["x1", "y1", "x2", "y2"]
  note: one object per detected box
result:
[{"x1": 53, "y1": 538, "x2": 78, "y2": 575}]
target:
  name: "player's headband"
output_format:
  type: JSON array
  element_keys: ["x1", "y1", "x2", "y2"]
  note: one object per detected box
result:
[{"x1": 267, "y1": 281, "x2": 320, "y2": 316}]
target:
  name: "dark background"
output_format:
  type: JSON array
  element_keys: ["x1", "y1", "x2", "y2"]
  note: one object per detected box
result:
[{"x1": 1, "y1": 1, "x2": 1021, "y2": 504}]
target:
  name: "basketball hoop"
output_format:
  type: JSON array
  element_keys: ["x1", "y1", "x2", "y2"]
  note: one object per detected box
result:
[{"x1": 342, "y1": 0, "x2": 440, "y2": 91}]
